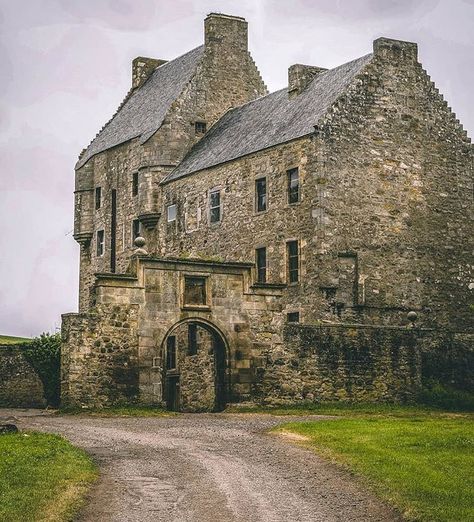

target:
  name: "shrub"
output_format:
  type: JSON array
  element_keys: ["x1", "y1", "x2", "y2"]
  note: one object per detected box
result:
[
  {"x1": 419, "y1": 380, "x2": 474, "y2": 412},
  {"x1": 22, "y1": 333, "x2": 61, "y2": 407}
]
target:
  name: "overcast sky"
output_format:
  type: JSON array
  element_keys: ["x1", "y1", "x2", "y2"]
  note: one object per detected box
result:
[{"x1": 0, "y1": 0, "x2": 472, "y2": 337}]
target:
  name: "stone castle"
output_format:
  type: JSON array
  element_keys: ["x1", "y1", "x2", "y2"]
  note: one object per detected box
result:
[{"x1": 61, "y1": 13, "x2": 473, "y2": 411}]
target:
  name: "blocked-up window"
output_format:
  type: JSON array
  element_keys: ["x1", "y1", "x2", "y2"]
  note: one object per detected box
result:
[
  {"x1": 166, "y1": 336, "x2": 176, "y2": 370},
  {"x1": 256, "y1": 247, "x2": 267, "y2": 283},
  {"x1": 95, "y1": 187, "x2": 102, "y2": 210},
  {"x1": 209, "y1": 189, "x2": 221, "y2": 223},
  {"x1": 287, "y1": 168, "x2": 299, "y2": 204},
  {"x1": 96, "y1": 230, "x2": 105, "y2": 256},
  {"x1": 287, "y1": 240, "x2": 299, "y2": 283},
  {"x1": 184, "y1": 276, "x2": 207, "y2": 306},
  {"x1": 255, "y1": 177, "x2": 267, "y2": 212}
]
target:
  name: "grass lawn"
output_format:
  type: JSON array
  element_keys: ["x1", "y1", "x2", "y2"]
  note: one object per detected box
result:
[
  {"x1": 276, "y1": 413, "x2": 474, "y2": 522},
  {"x1": 59, "y1": 404, "x2": 176, "y2": 417},
  {"x1": 0, "y1": 432, "x2": 98, "y2": 522},
  {"x1": 0, "y1": 335, "x2": 31, "y2": 345}
]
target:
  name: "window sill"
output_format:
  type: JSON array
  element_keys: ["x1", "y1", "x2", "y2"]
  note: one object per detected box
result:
[{"x1": 182, "y1": 305, "x2": 211, "y2": 312}]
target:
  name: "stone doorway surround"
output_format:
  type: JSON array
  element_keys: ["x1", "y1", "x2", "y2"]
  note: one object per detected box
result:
[
  {"x1": 62, "y1": 256, "x2": 284, "y2": 408},
  {"x1": 161, "y1": 318, "x2": 229, "y2": 412}
]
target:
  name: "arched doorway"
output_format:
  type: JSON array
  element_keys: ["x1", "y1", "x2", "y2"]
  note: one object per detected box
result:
[{"x1": 161, "y1": 319, "x2": 228, "y2": 412}]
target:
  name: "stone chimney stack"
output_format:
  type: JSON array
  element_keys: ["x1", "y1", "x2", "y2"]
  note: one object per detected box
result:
[
  {"x1": 373, "y1": 37, "x2": 418, "y2": 63},
  {"x1": 132, "y1": 57, "x2": 168, "y2": 89},
  {"x1": 288, "y1": 64, "x2": 328, "y2": 98},
  {"x1": 204, "y1": 13, "x2": 248, "y2": 53}
]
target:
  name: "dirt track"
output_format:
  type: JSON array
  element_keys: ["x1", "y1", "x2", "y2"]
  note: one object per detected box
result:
[{"x1": 4, "y1": 409, "x2": 400, "y2": 522}]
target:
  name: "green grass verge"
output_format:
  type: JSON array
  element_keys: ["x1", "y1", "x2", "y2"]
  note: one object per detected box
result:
[
  {"x1": 59, "y1": 404, "x2": 176, "y2": 417},
  {"x1": 276, "y1": 415, "x2": 474, "y2": 522},
  {"x1": 0, "y1": 335, "x2": 31, "y2": 345},
  {"x1": 225, "y1": 402, "x2": 448, "y2": 417},
  {"x1": 0, "y1": 432, "x2": 98, "y2": 522}
]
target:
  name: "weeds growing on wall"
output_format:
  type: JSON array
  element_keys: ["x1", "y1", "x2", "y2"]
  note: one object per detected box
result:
[{"x1": 22, "y1": 333, "x2": 61, "y2": 407}]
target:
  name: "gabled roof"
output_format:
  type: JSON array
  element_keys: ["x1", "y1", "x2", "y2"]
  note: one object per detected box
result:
[
  {"x1": 163, "y1": 53, "x2": 373, "y2": 184},
  {"x1": 76, "y1": 45, "x2": 205, "y2": 169}
]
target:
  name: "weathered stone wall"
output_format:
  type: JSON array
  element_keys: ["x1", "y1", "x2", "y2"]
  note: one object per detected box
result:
[
  {"x1": 157, "y1": 38, "x2": 472, "y2": 330},
  {"x1": 255, "y1": 325, "x2": 474, "y2": 404},
  {"x1": 74, "y1": 13, "x2": 267, "y2": 312},
  {"x1": 61, "y1": 304, "x2": 139, "y2": 407},
  {"x1": 419, "y1": 331, "x2": 474, "y2": 392},
  {"x1": 0, "y1": 345, "x2": 46, "y2": 408}
]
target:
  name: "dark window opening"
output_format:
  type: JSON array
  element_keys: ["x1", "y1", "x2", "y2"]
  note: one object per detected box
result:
[
  {"x1": 195, "y1": 121, "x2": 207, "y2": 134},
  {"x1": 132, "y1": 219, "x2": 141, "y2": 245},
  {"x1": 256, "y1": 247, "x2": 267, "y2": 283},
  {"x1": 188, "y1": 323, "x2": 198, "y2": 355},
  {"x1": 209, "y1": 190, "x2": 221, "y2": 223},
  {"x1": 132, "y1": 172, "x2": 139, "y2": 197},
  {"x1": 166, "y1": 335, "x2": 176, "y2": 370},
  {"x1": 110, "y1": 189, "x2": 117, "y2": 273},
  {"x1": 184, "y1": 276, "x2": 207, "y2": 306},
  {"x1": 95, "y1": 187, "x2": 102, "y2": 210},
  {"x1": 287, "y1": 312, "x2": 300, "y2": 323},
  {"x1": 287, "y1": 240, "x2": 299, "y2": 283},
  {"x1": 255, "y1": 177, "x2": 267, "y2": 212},
  {"x1": 287, "y1": 168, "x2": 300, "y2": 204},
  {"x1": 96, "y1": 230, "x2": 104, "y2": 257}
]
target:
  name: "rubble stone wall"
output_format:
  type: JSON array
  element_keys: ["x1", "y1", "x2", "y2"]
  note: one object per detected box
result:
[{"x1": 0, "y1": 345, "x2": 46, "y2": 408}]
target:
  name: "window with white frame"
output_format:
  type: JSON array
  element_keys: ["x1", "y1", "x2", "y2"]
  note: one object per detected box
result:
[
  {"x1": 167, "y1": 204, "x2": 177, "y2": 222},
  {"x1": 209, "y1": 189, "x2": 221, "y2": 223}
]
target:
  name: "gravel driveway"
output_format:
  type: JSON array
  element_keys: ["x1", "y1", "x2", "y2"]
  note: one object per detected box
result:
[{"x1": 3, "y1": 409, "x2": 400, "y2": 522}]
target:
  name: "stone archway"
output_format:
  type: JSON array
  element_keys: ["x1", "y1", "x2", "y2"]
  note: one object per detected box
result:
[{"x1": 161, "y1": 319, "x2": 229, "y2": 412}]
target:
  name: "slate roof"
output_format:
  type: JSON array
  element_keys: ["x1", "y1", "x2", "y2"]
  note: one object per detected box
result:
[
  {"x1": 76, "y1": 45, "x2": 205, "y2": 169},
  {"x1": 163, "y1": 53, "x2": 373, "y2": 184}
]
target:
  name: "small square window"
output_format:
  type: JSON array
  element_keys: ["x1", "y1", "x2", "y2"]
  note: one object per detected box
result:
[
  {"x1": 209, "y1": 189, "x2": 221, "y2": 223},
  {"x1": 195, "y1": 121, "x2": 207, "y2": 134},
  {"x1": 184, "y1": 276, "x2": 207, "y2": 306},
  {"x1": 287, "y1": 312, "x2": 300, "y2": 323},
  {"x1": 167, "y1": 204, "x2": 177, "y2": 222},
  {"x1": 96, "y1": 230, "x2": 105, "y2": 256},
  {"x1": 132, "y1": 172, "x2": 139, "y2": 197},
  {"x1": 95, "y1": 187, "x2": 102, "y2": 210},
  {"x1": 287, "y1": 168, "x2": 300, "y2": 204},
  {"x1": 255, "y1": 178, "x2": 267, "y2": 212}
]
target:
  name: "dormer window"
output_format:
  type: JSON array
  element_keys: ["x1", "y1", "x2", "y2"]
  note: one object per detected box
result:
[{"x1": 195, "y1": 121, "x2": 207, "y2": 134}]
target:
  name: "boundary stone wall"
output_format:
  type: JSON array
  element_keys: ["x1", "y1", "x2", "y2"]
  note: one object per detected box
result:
[{"x1": 0, "y1": 345, "x2": 46, "y2": 408}]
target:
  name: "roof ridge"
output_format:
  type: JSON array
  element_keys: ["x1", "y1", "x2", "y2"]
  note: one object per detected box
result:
[
  {"x1": 163, "y1": 51, "x2": 374, "y2": 183},
  {"x1": 76, "y1": 45, "x2": 205, "y2": 169}
]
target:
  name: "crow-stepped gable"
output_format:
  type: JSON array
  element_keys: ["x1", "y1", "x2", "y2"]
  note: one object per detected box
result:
[{"x1": 62, "y1": 14, "x2": 473, "y2": 411}]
